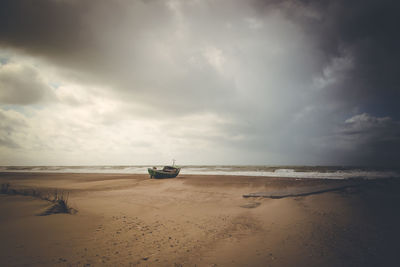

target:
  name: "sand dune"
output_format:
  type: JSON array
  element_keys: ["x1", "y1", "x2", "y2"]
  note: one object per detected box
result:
[{"x1": 0, "y1": 173, "x2": 399, "y2": 266}]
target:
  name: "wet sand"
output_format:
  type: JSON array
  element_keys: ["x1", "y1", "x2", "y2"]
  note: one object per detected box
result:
[{"x1": 0, "y1": 172, "x2": 399, "y2": 266}]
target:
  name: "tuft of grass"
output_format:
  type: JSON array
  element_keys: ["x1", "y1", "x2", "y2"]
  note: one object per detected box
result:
[{"x1": 1, "y1": 183, "x2": 76, "y2": 215}]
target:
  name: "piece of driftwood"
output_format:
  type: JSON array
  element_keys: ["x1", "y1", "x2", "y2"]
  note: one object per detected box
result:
[
  {"x1": 240, "y1": 202, "x2": 261, "y2": 208},
  {"x1": 243, "y1": 183, "x2": 363, "y2": 199}
]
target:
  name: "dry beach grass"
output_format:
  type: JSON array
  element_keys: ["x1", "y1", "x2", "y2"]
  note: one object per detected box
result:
[
  {"x1": 0, "y1": 172, "x2": 399, "y2": 266},
  {"x1": 1, "y1": 183, "x2": 74, "y2": 216}
]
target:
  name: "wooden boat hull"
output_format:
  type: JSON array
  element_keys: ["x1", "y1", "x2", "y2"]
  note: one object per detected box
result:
[{"x1": 148, "y1": 167, "x2": 180, "y2": 179}]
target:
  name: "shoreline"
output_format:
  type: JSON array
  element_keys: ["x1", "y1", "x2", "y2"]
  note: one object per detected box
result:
[
  {"x1": 1, "y1": 165, "x2": 399, "y2": 180},
  {"x1": 1, "y1": 170, "x2": 397, "y2": 179}
]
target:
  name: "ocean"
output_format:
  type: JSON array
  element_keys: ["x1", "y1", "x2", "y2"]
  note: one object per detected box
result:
[{"x1": 0, "y1": 165, "x2": 399, "y2": 180}]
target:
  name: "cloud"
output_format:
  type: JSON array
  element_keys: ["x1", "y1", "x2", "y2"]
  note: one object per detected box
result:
[
  {"x1": 0, "y1": 61, "x2": 55, "y2": 105},
  {"x1": 341, "y1": 113, "x2": 400, "y2": 143},
  {"x1": 331, "y1": 113, "x2": 400, "y2": 166},
  {"x1": 0, "y1": 109, "x2": 26, "y2": 151},
  {"x1": 0, "y1": 0, "x2": 314, "y2": 113},
  {"x1": 0, "y1": 102, "x2": 249, "y2": 165},
  {"x1": 0, "y1": 0, "x2": 399, "y2": 166}
]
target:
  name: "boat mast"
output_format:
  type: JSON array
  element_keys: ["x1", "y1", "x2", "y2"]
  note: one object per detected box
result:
[{"x1": 172, "y1": 159, "x2": 176, "y2": 167}]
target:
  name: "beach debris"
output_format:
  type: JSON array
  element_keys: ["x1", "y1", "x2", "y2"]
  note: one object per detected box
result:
[
  {"x1": 240, "y1": 202, "x2": 261, "y2": 208},
  {"x1": 243, "y1": 182, "x2": 364, "y2": 199}
]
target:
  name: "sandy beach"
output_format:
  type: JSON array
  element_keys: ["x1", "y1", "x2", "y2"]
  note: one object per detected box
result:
[{"x1": 0, "y1": 172, "x2": 399, "y2": 266}]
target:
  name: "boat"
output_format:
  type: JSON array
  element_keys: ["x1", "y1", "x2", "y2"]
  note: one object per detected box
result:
[{"x1": 148, "y1": 166, "x2": 181, "y2": 179}]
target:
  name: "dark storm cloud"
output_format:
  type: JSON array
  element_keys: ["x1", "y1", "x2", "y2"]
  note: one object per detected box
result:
[
  {"x1": 1, "y1": 0, "x2": 399, "y2": 108},
  {"x1": 335, "y1": 113, "x2": 400, "y2": 166},
  {"x1": 257, "y1": 0, "x2": 400, "y2": 117},
  {"x1": 0, "y1": 0, "x2": 92, "y2": 62},
  {"x1": 341, "y1": 114, "x2": 399, "y2": 138},
  {"x1": 0, "y1": 0, "x2": 399, "y2": 166},
  {"x1": 0, "y1": 0, "x2": 237, "y2": 114},
  {"x1": 315, "y1": 0, "x2": 400, "y2": 118},
  {"x1": 249, "y1": 0, "x2": 400, "y2": 165},
  {"x1": 0, "y1": 1, "x2": 170, "y2": 81}
]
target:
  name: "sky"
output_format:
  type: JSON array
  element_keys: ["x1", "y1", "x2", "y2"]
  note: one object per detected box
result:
[{"x1": 0, "y1": 0, "x2": 399, "y2": 166}]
